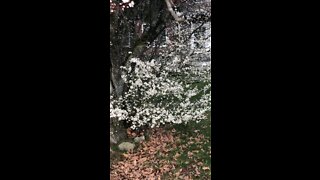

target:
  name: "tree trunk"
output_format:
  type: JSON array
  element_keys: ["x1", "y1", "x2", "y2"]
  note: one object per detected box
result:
[
  {"x1": 109, "y1": 0, "x2": 170, "y2": 144},
  {"x1": 110, "y1": 64, "x2": 127, "y2": 145},
  {"x1": 110, "y1": 46, "x2": 130, "y2": 144}
]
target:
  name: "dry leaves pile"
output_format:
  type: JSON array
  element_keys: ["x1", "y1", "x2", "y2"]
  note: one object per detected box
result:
[{"x1": 110, "y1": 128, "x2": 211, "y2": 180}]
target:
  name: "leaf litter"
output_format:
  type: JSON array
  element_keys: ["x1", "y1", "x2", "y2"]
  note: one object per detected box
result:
[{"x1": 110, "y1": 127, "x2": 211, "y2": 179}]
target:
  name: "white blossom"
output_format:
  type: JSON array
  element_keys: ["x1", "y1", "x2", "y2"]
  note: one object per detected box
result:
[{"x1": 110, "y1": 56, "x2": 211, "y2": 129}]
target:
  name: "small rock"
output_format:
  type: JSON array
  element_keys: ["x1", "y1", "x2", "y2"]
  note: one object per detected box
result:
[
  {"x1": 118, "y1": 142, "x2": 135, "y2": 151},
  {"x1": 134, "y1": 135, "x2": 145, "y2": 143}
]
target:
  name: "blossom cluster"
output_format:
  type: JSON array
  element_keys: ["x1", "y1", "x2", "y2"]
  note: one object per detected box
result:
[
  {"x1": 110, "y1": 0, "x2": 135, "y2": 13},
  {"x1": 110, "y1": 56, "x2": 211, "y2": 129}
]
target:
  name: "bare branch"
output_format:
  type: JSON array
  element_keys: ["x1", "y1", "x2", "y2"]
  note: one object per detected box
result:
[
  {"x1": 164, "y1": 0, "x2": 184, "y2": 22},
  {"x1": 183, "y1": 19, "x2": 208, "y2": 44}
]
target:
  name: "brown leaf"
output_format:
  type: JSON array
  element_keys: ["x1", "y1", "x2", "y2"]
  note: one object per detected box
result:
[
  {"x1": 138, "y1": 157, "x2": 148, "y2": 163},
  {"x1": 127, "y1": 128, "x2": 132, "y2": 135},
  {"x1": 195, "y1": 167, "x2": 201, "y2": 176},
  {"x1": 175, "y1": 168, "x2": 183, "y2": 177},
  {"x1": 197, "y1": 162, "x2": 203, "y2": 166},
  {"x1": 202, "y1": 166, "x2": 210, "y2": 170},
  {"x1": 174, "y1": 152, "x2": 180, "y2": 160},
  {"x1": 131, "y1": 155, "x2": 139, "y2": 161},
  {"x1": 131, "y1": 132, "x2": 137, "y2": 137},
  {"x1": 122, "y1": 153, "x2": 130, "y2": 158}
]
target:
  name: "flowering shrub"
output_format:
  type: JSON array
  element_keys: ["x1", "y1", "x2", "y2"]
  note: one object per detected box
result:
[
  {"x1": 110, "y1": 56, "x2": 211, "y2": 129},
  {"x1": 109, "y1": 0, "x2": 212, "y2": 130}
]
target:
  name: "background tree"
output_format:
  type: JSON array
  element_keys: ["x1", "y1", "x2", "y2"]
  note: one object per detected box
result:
[{"x1": 110, "y1": 0, "x2": 211, "y2": 143}]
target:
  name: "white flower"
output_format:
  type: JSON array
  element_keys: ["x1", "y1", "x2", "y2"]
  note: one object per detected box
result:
[
  {"x1": 128, "y1": 1, "x2": 135, "y2": 7},
  {"x1": 111, "y1": 56, "x2": 211, "y2": 129}
]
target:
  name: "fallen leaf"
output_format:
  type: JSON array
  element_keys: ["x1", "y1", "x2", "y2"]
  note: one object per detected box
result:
[{"x1": 202, "y1": 166, "x2": 210, "y2": 170}]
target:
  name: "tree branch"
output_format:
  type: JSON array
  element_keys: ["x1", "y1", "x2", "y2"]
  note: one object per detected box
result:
[
  {"x1": 183, "y1": 18, "x2": 208, "y2": 44},
  {"x1": 164, "y1": 0, "x2": 184, "y2": 22}
]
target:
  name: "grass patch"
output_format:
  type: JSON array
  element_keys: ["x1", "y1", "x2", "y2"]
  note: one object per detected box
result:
[{"x1": 165, "y1": 111, "x2": 212, "y2": 179}]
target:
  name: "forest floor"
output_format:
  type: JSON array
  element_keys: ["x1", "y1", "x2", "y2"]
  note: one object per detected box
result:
[{"x1": 110, "y1": 112, "x2": 211, "y2": 180}]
